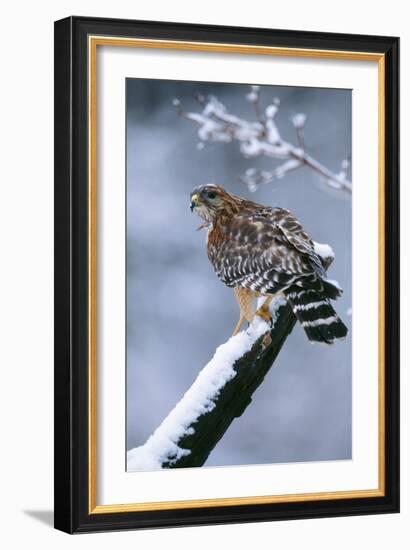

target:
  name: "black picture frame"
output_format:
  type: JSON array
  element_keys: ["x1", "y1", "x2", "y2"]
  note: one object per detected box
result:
[{"x1": 54, "y1": 15, "x2": 400, "y2": 534}]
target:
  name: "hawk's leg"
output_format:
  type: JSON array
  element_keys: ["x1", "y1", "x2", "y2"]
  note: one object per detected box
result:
[
  {"x1": 255, "y1": 295, "x2": 274, "y2": 325},
  {"x1": 232, "y1": 313, "x2": 246, "y2": 337},
  {"x1": 232, "y1": 287, "x2": 256, "y2": 336}
]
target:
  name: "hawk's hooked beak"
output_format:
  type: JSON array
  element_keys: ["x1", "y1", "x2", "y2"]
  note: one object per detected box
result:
[{"x1": 190, "y1": 193, "x2": 200, "y2": 212}]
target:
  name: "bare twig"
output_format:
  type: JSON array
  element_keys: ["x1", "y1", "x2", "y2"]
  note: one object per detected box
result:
[
  {"x1": 240, "y1": 160, "x2": 302, "y2": 191},
  {"x1": 173, "y1": 88, "x2": 352, "y2": 194},
  {"x1": 291, "y1": 113, "x2": 306, "y2": 151},
  {"x1": 246, "y1": 85, "x2": 264, "y2": 125}
]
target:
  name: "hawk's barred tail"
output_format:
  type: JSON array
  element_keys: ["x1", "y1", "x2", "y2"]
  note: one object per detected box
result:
[{"x1": 285, "y1": 286, "x2": 348, "y2": 344}]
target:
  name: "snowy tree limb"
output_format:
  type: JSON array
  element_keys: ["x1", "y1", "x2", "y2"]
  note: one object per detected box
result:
[
  {"x1": 127, "y1": 245, "x2": 334, "y2": 471},
  {"x1": 173, "y1": 88, "x2": 352, "y2": 194}
]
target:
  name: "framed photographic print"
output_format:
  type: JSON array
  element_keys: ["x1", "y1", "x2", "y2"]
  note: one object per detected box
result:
[{"x1": 54, "y1": 16, "x2": 399, "y2": 533}]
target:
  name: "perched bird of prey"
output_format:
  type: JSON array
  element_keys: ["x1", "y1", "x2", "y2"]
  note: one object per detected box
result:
[{"x1": 190, "y1": 184, "x2": 348, "y2": 344}]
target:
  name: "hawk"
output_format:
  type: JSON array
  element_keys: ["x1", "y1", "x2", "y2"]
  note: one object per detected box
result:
[{"x1": 190, "y1": 184, "x2": 348, "y2": 344}]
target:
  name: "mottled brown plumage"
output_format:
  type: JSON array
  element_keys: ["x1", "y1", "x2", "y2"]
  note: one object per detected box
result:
[{"x1": 190, "y1": 184, "x2": 348, "y2": 343}]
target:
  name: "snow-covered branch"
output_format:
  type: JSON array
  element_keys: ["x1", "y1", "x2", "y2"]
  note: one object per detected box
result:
[
  {"x1": 128, "y1": 245, "x2": 335, "y2": 471},
  {"x1": 173, "y1": 87, "x2": 352, "y2": 194},
  {"x1": 127, "y1": 312, "x2": 279, "y2": 470}
]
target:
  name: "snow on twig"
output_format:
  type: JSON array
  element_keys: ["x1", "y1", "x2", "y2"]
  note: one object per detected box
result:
[{"x1": 173, "y1": 88, "x2": 352, "y2": 194}]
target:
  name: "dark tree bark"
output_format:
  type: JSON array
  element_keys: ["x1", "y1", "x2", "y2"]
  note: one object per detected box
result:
[{"x1": 163, "y1": 300, "x2": 296, "y2": 468}]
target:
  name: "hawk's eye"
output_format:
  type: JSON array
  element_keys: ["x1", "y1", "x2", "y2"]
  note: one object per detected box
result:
[{"x1": 207, "y1": 192, "x2": 217, "y2": 200}]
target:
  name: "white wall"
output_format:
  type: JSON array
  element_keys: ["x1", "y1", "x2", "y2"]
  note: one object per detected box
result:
[{"x1": 0, "y1": 0, "x2": 407, "y2": 546}]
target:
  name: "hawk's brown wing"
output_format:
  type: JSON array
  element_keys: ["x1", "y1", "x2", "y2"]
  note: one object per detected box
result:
[
  {"x1": 262, "y1": 207, "x2": 326, "y2": 278},
  {"x1": 207, "y1": 207, "x2": 323, "y2": 294}
]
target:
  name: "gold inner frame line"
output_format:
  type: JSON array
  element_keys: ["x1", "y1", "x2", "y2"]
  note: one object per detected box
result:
[{"x1": 88, "y1": 35, "x2": 386, "y2": 514}]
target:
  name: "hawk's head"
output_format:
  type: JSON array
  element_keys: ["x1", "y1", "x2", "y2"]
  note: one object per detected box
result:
[{"x1": 190, "y1": 184, "x2": 240, "y2": 222}]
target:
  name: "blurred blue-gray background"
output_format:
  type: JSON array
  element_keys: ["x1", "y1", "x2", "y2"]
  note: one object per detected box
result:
[{"x1": 126, "y1": 78, "x2": 352, "y2": 468}]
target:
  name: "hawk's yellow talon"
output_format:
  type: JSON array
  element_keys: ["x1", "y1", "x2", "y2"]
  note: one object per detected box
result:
[
  {"x1": 255, "y1": 295, "x2": 274, "y2": 326},
  {"x1": 255, "y1": 307, "x2": 273, "y2": 324}
]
